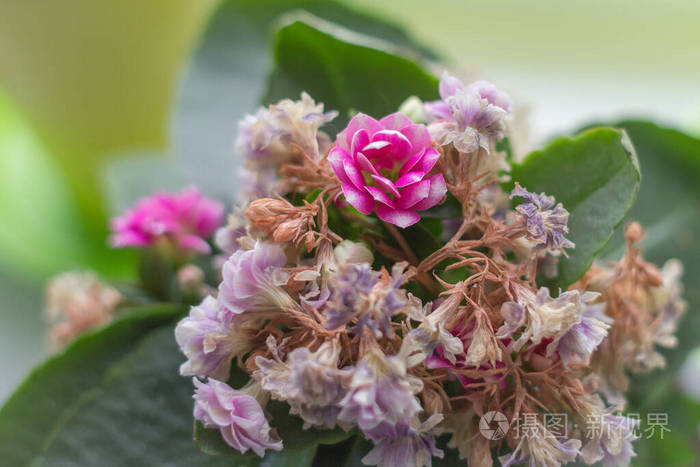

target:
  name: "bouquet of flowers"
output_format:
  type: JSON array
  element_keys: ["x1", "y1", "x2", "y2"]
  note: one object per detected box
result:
[{"x1": 56, "y1": 69, "x2": 679, "y2": 467}]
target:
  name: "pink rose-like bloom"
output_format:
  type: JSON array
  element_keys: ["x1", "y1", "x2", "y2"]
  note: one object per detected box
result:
[
  {"x1": 328, "y1": 113, "x2": 447, "y2": 228},
  {"x1": 193, "y1": 378, "x2": 283, "y2": 457},
  {"x1": 109, "y1": 187, "x2": 224, "y2": 254}
]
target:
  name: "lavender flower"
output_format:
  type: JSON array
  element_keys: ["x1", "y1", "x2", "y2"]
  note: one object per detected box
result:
[
  {"x1": 556, "y1": 294, "x2": 612, "y2": 367},
  {"x1": 235, "y1": 92, "x2": 337, "y2": 162},
  {"x1": 405, "y1": 293, "x2": 465, "y2": 366},
  {"x1": 424, "y1": 72, "x2": 510, "y2": 154},
  {"x1": 218, "y1": 242, "x2": 294, "y2": 315},
  {"x1": 192, "y1": 378, "x2": 282, "y2": 457},
  {"x1": 234, "y1": 108, "x2": 280, "y2": 160},
  {"x1": 175, "y1": 296, "x2": 253, "y2": 381},
  {"x1": 324, "y1": 263, "x2": 416, "y2": 338},
  {"x1": 510, "y1": 183, "x2": 575, "y2": 254},
  {"x1": 254, "y1": 339, "x2": 350, "y2": 429},
  {"x1": 362, "y1": 415, "x2": 444, "y2": 467},
  {"x1": 650, "y1": 258, "x2": 687, "y2": 348},
  {"x1": 579, "y1": 395, "x2": 640, "y2": 467},
  {"x1": 498, "y1": 420, "x2": 581, "y2": 467},
  {"x1": 337, "y1": 349, "x2": 423, "y2": 440}
]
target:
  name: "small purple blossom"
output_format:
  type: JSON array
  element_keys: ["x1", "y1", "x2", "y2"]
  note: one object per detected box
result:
[
  {"x1": 254, "y1": 340, "x2": 350, "y2": 429},
  {"x1": 192, "y1": 378, "x2": 282, "y2": 457},
  {"x1": 175, "y1": 296, "x2": 241, "y2": 380},
  {"x1": 235, "y1": 108, "x2": 280, "y2": 160},
  {"x1": 337, "y1": 349, "x2": 423, "y2": 440},
  {"x1": 324, "y1": 262, "x2": 416, "y2": 338},
  {"x1": 218, "y1": 242, "x2": 293, "y2": 315},
  {"x1": 424, "y1": 72, "x2": 510, "y2": 154},
  {"x1": 510, "y1": 182, "x2": 575, "y2": 254},
  {"x1": 328, "y1": 112, "x2": 447, "y2": 228},
  {"x1": 580, "y1": 397, "x2": 640, "y2": 467},
  {"x1": 556, "y1": 293, "x2": 612, "y2": 367},
  {"x1": 362, "y1": 416, "x2": 444, "y2": 467},
  {"x1": 498, "y1": 421, "x2": 581, "y2": 467},
  {"x1": 109, "y1": 187, "x2": 224, "y2": 254}
]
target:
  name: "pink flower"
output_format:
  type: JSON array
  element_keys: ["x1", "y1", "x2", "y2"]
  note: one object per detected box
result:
[
  {"x1": 109, "y1": 187, "x2": 224, "y2": 254},
  {"x1": 328, "y1": 113, "x2": 446, "y2": 228}
]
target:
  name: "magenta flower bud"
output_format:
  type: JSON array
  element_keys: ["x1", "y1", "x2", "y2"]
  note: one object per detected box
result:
[
  {"x1": 328, "y1": 112, "x2": 447, "y2": 228},
  {"x1": 109, "y1": 187, "x2": 224, "y2": 254},
  {"x1": 192, "y1": 378, "x2": 282, "y2": 457}
]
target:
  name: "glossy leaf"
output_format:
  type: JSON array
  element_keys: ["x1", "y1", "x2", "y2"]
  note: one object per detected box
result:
[
  {"x1": 582, "y1": 120, "x2": 700, "y2": 467},
  {"x1": 265, "y1": 13, "x2": 439, "y2": 133},
  {"x1": 0, "y1": 304, "x2": 185, "y2": 466},
  {"x1": 510, "y1": 127, "x2": 641, "y2": 288}
]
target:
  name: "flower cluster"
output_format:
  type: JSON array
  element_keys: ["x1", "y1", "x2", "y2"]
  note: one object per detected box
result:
[
  {"x1": 109, "y1": 187, "x2": 224, "y2": 255},
  {"x1": 82, "y1": 75, "x2": 685, "y2": 466},
  {"x1": 44, "y1": 271, "x2": 122, "y2": 349}
]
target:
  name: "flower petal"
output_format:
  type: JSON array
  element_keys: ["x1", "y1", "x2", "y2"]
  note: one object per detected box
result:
[
  {"x1": 350, "y1": 129, "x2": 370, "y2": 156},
  {"x1": 370, "y1": 174, "x2": 400, "y2": 197},
  {"x1": 398, "y1": 150, "x2": 424, "y2": 177},
  {"x1": 414, "y1": 147, "x2": 440, "y2": 174},
  {"x1": 396, "y1": 179, "x2": 430, "y2": 209},
  {"x1": 395, "y1": 171, "x2": 425, "y2": 188},
  {"x1": 356, "y1": 152, "x2": 379, "y2": 176},
  {"x1": 372, "y1": 129, "x2": 412, "y2": 160},
  {"x1": 376, "y1": 205, "x2": 420, "y2": 228},
  {"x1": 327, "y1": 148, "x2": 352, "y2": 185},
  {"x1": 379, "y1": 112, "x2": 413, "y2": 131},
  {"x1": 413, "y1": 174, "x2": 447, "y2": 211},
  {"x1": 342, "y1": 184, "x2": 375, "y2": 215},
  {"x1": 366, "y1": 186, "x2": 395, "y2": 208},
  {"x1": 361, "y1": 140, "x2": 391, "y2": 160},
  {"x1": 398, "y1": 124, "x2": 431, "y2": 153},
  {"x1": 346, "y1": 113, "x2": 382, "y2": 139},
  {"x1": 439, "y1": 71, "x2": 465, "y2": 99},
  {"x1": 343, "y1": 160, "x2": 366, "y2": 190}
]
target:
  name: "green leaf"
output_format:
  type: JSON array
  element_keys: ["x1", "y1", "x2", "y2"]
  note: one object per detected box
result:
[
  {"x1": 265, "y1": 13, "x2": 438, "y2": 133},
  {"x1": 0, "y1": 304, "x2": 189, "y2": 466},
  {"x1": 510, "y1": 127, "x2": 641, "y2": 288},
  {"x1": 583, "y1": 121, "x2": 700, "y2": 370},
  {"x1": 576, "y1": 120, "x2": 700, "y2": 467}
]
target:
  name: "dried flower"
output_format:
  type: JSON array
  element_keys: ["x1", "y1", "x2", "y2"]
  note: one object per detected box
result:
[
  {"x1": 254, "y1": 339, "x2": 350, "y2": 429},
  {"x1": 218, "y1": 242, "x2": 294, "y2": 315},
  {"x1": 337, "y1": 349, "x2": 423, "y2": 439},
  {"x1": 235, "y1": 92, "x2": 337, "y2": 162},
  {"x1": 192, "y1": 378, "x2": 282, "y2": 457},
  {"x1": 556, "y1": 297, "x2": 611, "y2": 367},
  {"x1": 45, "y1": 271, "x2": 122, "y2": 349},
  {"x1": 499, "y1": 425, "x2": 581, "y2": 467},
  {"x1": 362, "y1": 415, "x2": 444, "y2": 467},
  {"x1": 324, "y1": 262, "x2": 417, "y2": 338},
  {"x1": 510, "y1": 183, "x2": 574, "y2": 254},
  {"x1": 498, "y1": 287, "x2": 607, "y2": 363},
  {"x1": 245, "y1": 197, "x2": 317, "y2": 248},
  {"x1": 424, "y1": 72, "x2": 510, "y2": 154},
  {"x1": 328, "y1": 112, "x2": 446, "y2": 228},
  {"x1": 578, "y1": 395, "x2": 639, "y2": 467},
  {"x1": 109, "y1": 187, "x2": 224, "y2": 254},
  {"x1": 175, "y1": 296, "x2": 254, "y2": 380}
]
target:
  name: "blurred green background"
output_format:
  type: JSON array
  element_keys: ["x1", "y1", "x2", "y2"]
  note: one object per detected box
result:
[{"x1": 0, "y1": 0, "x2": 698, "y2": 460}]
